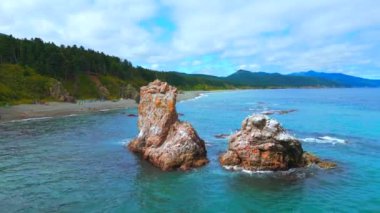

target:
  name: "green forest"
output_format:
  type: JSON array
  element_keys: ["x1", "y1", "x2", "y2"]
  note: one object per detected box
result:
[{"x1": 0, "y1": 33, "x2": 338, "y2": 105}]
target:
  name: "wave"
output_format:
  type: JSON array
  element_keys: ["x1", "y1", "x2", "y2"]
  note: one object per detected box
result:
[
  {"x1": 223, "y1": 165, "x2": 274, "y2": 174},
  {"x1": 205, "y1": 143, "x2": 213, "y2": 147},
  {"x1": 9, "y1": 116, "x2": 53, "y2": 123},
  {"x1": 222, "y1": 166, "x2": 308, "y2": 179},
  {"x1": 99, "y1": 109, "x2": 111, "y2": 112},
  {"x1": 301, "y1": 136, "x2": 347, "y2": 144},
  {"x1": 197, "y1": 93, "x2": 208, "y2": 99},
  {"x1": 181, "y1": 93, "x2": 208, "y2": 102},
  {"x1": 118, "y1": 138, "x2": 132, "y2": 146},
  {"x1": 62, "y1": 114, "x2": 78, "y2": 117}
]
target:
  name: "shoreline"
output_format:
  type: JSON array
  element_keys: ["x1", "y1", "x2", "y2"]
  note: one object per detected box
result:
[{"x1": 0, "y1": 91, "x2": 206, "y2": 123}]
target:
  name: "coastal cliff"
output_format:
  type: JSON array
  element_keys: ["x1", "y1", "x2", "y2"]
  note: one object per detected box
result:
[
  {"x1": 128, "y1": 80, "x2": 208, "y2": 171},
  {"x1": 220, "y1": 114, "x2": 336, "y2": 171}
]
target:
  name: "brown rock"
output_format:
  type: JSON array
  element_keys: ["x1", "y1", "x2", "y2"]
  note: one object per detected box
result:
[
  {"x1": 128, "y1": 80, "x2": 208, "y2": 171},
  {"x1": 219, "y1": 114, "x2": 304, "y2": 171},
  {"x1": 220, "y1": 114, "x2": 336, "y2": 171},
  {"x1": 121, "y1": 84, "x2": 139, "y2": 102},
  {"x1": 49, "y1": 81, "x2": 76, "y2": 103},
  {"x1": 214, "y1": 133, "x2": 230, "y2": 139},
  {"x1": 303, "y1": 152, "x2": 337, "y2": 169}
]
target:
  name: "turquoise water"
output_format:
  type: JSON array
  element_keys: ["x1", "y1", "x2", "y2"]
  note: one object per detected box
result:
[{"x1": 1, "y1": 88, "x2": 380, "y2": 212}]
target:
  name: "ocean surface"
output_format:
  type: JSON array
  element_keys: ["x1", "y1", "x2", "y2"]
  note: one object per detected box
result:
[{"x1": 1, "y1": 88, "x2": 379, "y2": 212}]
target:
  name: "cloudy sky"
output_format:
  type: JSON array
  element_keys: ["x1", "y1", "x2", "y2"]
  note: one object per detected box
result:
[{"x1": 1, "y1": 0, "x2": 380, "y2": 78}]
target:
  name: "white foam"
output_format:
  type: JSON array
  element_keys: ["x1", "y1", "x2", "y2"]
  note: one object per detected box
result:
[
  {"x1": 63, "y1": 114, "x2": 78, "y2": 117},
  {"x1": 223, "y1": 165, "x2": 274, "y2": 174},
  {"x1": 9, "y1": 116, "x2": 53, "y2": 122},
  {"x1": 180, "y1": 93, "x2": 208, "y2": 102},
  {"x1": 118, "y1": 138, "x2": 132, "y2": 146},
  {"x1": 99, "y1": 109, "x2": 111, "y2": 112},
  {"x1": 302, "y1": 136, "x2": 346, "y2": 145}
]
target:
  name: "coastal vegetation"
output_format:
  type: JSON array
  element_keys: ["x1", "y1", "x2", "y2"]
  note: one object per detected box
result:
[{"x1": 0, "y1": 33, "x2": 378, "y2": 105}]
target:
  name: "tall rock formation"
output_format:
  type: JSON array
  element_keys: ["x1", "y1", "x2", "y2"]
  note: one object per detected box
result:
[
  {"x1": 128, "y1": 80, "x2": 208, "y2": 171},
  {"x1": 219, "y1": 114, "x2": 335, "y2": 171}
]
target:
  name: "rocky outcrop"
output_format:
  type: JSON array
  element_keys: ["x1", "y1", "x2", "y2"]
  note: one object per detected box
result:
[
  {"x1": 49, "y1": 81, "x2": 76, "y2": 103},
  {"x1": 121, "y1": 84, "x2": 139, "y2": 102},
  {"x1": 303, "y1": 152, "x2": 337, "y2": 169},
  {"x1": 89, "y1": 75, "x2": 110, "y2": 99},
  {"x1": 98, "y1": 85, "x2": 110, "y2": 99},
  {"x1": 128, "y1": 80, "x2": 208, "y2": 171},
  {"x1": 261, "y1": 109, "x2": 297, "y2": 115},
  {"x1": 214, "y1": 133, "x2": 230, "y2": 139},
  {"x1": 220, "y1": 114, "x2": 335, "y2": 171}
]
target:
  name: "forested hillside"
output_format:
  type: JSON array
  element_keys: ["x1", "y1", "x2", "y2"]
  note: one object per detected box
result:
[
  {"x1": 0, "y1": 34, "x2": 234, "y2": 104},
  {"x1": 1, "y1": 33, "x2": 360, "y2": 105},
  {"x1": 225, "y1": 70, "x2": 339, "y2": 88}
]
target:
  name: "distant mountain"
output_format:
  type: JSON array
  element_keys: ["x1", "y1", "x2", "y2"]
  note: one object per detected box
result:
[
  {"x1": 291, "y1": 71, "x2": 380, "y2": 87},
  {"x1": 225, "y1": 70, "x2": 339, "y2": 88}
]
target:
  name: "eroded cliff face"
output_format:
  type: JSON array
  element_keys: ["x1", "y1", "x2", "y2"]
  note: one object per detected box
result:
[
  {"x1": 49, "y1": 81, "x2": 76, "y2": 103},
  {"x1": 128, "y1": 80, "x2": 208, "y2": 171},
  {"x1": 219, "y1": 114, "x2": 335, "y2": 171}
]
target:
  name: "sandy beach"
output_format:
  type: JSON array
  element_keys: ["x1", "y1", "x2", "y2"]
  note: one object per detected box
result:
[{"x1": 0, "y1": 91, "x2": 205, "y2": 123}]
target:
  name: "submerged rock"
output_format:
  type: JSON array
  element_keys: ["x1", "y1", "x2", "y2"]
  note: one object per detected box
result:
[
  {"x1": 303, "y1": 152, "x2": 337, "y2": 169},
  {"x1": 214, "y1": 133, "x2": 230, "y2": 139},
  {"x1": 219, "y1": 114, "x2": 335, "y2": 171},
  {"x1": 128, "y1": 80, "x2": 208, "y2": 171},
  {"x1": 261, "y1": 109, "x2": 297, "y2": 115}
]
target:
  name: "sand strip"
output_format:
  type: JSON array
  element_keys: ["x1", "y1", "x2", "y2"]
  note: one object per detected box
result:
[{"x1": 0, "y1": 91, "x2": 205, "y2": 123}]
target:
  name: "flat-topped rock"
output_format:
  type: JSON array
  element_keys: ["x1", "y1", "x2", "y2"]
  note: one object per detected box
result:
[{"x1": 128, "y1": 80, "x2": 208, "y2": 171}]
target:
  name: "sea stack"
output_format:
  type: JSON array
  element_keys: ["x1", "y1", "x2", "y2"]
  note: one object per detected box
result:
[
  {"x1": 219, "y1": 114, "x2": 335, "y2": 171},
  {"x1": 128, "y1": 80, "x2": 208, "y2": 171}
]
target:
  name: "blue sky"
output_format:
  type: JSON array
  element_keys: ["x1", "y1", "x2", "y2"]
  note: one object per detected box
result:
[{"x1": 1, "y1": 0, "x2": 380, "y2": 78}]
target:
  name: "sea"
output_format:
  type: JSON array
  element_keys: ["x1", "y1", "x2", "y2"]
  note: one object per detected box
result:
[{"x1": 0, "y1": 88, "x2": 379, "y2": 212}]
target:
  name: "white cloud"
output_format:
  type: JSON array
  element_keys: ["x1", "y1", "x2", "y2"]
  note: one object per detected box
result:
[
  {"x1": 150, "y1": 63, "x2": 160, "y2": 69},
  {"x1": 238, "y1": 64, "x2": 261, "y2": 71},
  {"x1": 0, "y1": 0, "x2": 379, "y2": 77}
]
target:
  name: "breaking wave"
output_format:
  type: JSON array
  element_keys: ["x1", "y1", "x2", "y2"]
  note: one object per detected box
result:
[
  {"x1": 181, "y1": 93, "x2": 208, "y2": 102},
  {"x1": 8, "y1": 116, "x2": 53, "y2": 123},
  {"x1": 302, "y1": 136, "x2": 347, "y2": 145},
  {"x1": 118, "y1": 138, "x2": 132, "y2": 146},
  {"x1": 223, "y1": 166, "x2": 310, "y2": 179}
]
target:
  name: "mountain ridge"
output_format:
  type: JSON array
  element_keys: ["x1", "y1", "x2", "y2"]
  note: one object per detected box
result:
[
  {"x1": 290, "y1": 70, "x2": 380, "y2": 87},
  {"x1": 225, "y1": 69, "x2": 340, "y2": 88}
]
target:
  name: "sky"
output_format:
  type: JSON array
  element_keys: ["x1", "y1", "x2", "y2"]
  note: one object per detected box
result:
[{"x1": 1, "y1": 0, "x2": 380, "y2": 78}]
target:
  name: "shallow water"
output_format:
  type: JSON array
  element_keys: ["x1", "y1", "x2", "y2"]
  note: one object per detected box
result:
[{"x1": 1, "y1": 88, "x2": 379, "y2": 212}]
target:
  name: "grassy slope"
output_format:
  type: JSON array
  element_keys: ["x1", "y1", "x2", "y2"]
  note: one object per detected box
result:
[{"x1": 0, "y1": 64, "x2": 58, "y2": 105}]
